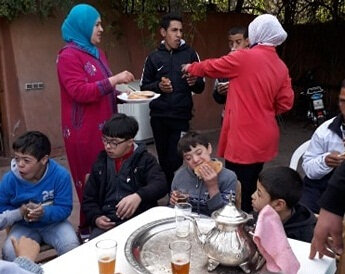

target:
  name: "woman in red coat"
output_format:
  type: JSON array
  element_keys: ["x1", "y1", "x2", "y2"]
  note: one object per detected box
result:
[
  {"x1": 57, "y1": 4, "x2": 134, "y2": 231},
  {"x1": 182, "y1": 14, "x2": 294, "y2": 213}
]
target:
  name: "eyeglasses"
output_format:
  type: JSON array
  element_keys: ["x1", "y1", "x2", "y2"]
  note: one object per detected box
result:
[{"x1": 101, "y1": 136, "x2": 128, "y2": 148}]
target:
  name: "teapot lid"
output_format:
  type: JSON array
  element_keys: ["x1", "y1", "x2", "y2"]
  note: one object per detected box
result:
[{"x1": 211, "y1": 193, "x2": 252, "y2": 225}]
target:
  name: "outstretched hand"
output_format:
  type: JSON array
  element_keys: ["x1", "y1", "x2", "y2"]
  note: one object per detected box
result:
[
  {"x1": 181, "y1": 64, "x2": 191, "y2": 74},
  {"x1": 309, "y1": 208, "x2": 344, "y2": 259},
  {"x1": 109, "y1": 71, "x2": 135, "y2": 87}
]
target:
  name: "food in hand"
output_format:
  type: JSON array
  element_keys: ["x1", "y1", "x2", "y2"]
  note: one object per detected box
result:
[
  {"x1": 194, "y1": 160, "x2": 223, "y2": 178},
  {"x1": 127, "y1": 91, "x2": 155, "y2": 99}
]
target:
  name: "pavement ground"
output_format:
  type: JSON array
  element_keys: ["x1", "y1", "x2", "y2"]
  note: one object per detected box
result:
[{"x1": 0, "y1": 118, "x2": 314, "y2": 260}]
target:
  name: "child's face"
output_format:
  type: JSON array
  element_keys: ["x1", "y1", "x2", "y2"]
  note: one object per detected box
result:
[
  {"x1": 251, "y1": 181, "x2": 272, "y2": 212},
  {"x1": 14, "y1": 152, "x2": 47, "y2": 182},
  {"x1": 182, "y1": 143, "x2": 212, "y2": 170},
  {"x1": 102, "y1": 135, "x2": 132, "y2": 159},
  {"x1": 228, "y1": 33, "x2": 249, "y2": 52}
]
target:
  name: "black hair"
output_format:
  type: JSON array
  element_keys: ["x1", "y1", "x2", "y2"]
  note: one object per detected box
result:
[
  {"x1": 228, "y1": 26, "x2": 248, "y2": 39},
  {"x1": 102, "y1": 113, "x2": 138, "y2": 139},
  {"x1": 258, "y1": 166, "x2": 303, "y2": 209},
  {"x1": 177, "y1": 131, "x2": 209, "y2": 157},
  {"x1": 160, "y1": 13, "x2": 182, "y2": 30},
  {"x1": 341, "y1": 79, "x2": 345, "y2": 89},
  {"x1": 12, "y1": 131, "x2": 51, "y2": 160}
]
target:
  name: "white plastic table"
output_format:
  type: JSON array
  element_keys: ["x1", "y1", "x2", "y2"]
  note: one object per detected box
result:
[{"x1": 42, "y1": 206, "x2": 336, "y2": 274}]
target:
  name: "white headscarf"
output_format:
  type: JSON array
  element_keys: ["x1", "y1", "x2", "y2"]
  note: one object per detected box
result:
[{"x1": 248, "y1": 14, "x2": 287, "y2": 47}]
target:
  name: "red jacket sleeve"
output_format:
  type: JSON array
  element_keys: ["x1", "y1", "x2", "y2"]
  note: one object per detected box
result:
[
  {"x1": 274, "y1": 75, "x2": 294, "y2": 115},
  {"x1": 187, "y1": 53, "x2": 241, "y2": 80}
]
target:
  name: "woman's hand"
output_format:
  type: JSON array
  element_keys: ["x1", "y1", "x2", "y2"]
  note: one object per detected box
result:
[
  {"x1": 181, "y1": 63, "x2": 191, "y2": 73},
  {"x1": 109, "y1": 71, "x2": 135, "y2": 86}
]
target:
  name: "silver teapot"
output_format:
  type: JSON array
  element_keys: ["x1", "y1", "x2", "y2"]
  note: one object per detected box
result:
[{"x1": 187, "y1": 196, "x2": 265, "y2": 273}]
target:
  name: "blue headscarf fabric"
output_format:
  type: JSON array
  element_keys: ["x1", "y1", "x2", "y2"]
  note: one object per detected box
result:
[{"x1": 61, "y1": 4, "x2": 100, "y2": 59}]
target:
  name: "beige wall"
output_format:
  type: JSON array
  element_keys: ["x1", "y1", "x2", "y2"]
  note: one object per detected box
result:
[{"x1": 0, "y1": 12, "x2": 254, "y2": 156}]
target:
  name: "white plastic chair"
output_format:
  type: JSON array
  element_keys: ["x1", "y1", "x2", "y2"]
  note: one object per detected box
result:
[{"x1": 289, "y1": 140, "x2": 311, "y2": 170}]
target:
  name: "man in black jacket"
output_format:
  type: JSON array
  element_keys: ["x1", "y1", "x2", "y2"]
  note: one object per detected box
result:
[
  {"x1": 140, "y1": 13, "x2": 205, "y2": 186},
  {"x1": 82, "y1": 114, "x2": 168, "y2": 239}
]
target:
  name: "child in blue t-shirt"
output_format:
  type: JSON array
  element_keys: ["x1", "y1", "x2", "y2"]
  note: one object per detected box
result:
[{"x1": 0, "y1": 131, "x2": 80, "y2": 261}]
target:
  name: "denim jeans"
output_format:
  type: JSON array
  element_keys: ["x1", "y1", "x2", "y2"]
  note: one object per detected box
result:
[{"x1": 2, "y1": 220, "x2": 80, "y2": 261}]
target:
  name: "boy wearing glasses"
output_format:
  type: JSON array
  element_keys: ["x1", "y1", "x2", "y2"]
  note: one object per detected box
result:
[
  {"x1": 0, "y1": 131, "x2": 80, "y2": 261},
  {"x1": 82, "y1": 113, "x2": 168, "y2": 239}
]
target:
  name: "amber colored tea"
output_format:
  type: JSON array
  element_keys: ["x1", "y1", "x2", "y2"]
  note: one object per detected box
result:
[
  {"x1": 176, "y1": 194, "x2": 188, "y2": 203},
  {"x1": 174, "y1": 191, "x2": 189, "y2": 203},
  {"x1": 171, "y1": 257, "x2": 190, "y2": 274},
  {"x1": 98, "y1": 256, "x2": 116, "y2": 274}
]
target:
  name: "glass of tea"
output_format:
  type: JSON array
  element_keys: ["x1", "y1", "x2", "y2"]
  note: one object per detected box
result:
[
  {"x1": 172, "y1": 189, "x2": 189, "y2": 203},
  {"x1": 169, "y1": 240, "x2": 191, "y2": 274},
  {"x1": 95, "y1": 239, "x2": 117, "y2": 274}
]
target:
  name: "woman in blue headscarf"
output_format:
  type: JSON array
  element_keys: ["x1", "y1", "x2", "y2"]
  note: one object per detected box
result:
[{"x1": 57, "y1": 3, "x2": 134, "y2": 233}]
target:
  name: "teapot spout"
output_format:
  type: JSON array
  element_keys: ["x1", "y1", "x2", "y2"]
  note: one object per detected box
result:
[{"x1": 185, "y1": 216, "x2": 206, "y2": 246}]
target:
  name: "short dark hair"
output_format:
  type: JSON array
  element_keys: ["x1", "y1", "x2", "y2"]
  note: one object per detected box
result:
[
  {"x1": 228, "y1": 26, "x2": 248, "y2": 39},
  {"x1": 102, "y1": 113, "x2": 138, "y2": 139},
  {"x1": 177, "y1": 131, "x2": 209, "y2": 157},
  {"x1": 160, "y1": 13, "x2": 182, "y2": 30},
  {"x1": 258, "y1": 166, "x2": 303, "y2": 209},
  {"x1": 12, "y1": 131, "x2": 51, "y2": 160}
]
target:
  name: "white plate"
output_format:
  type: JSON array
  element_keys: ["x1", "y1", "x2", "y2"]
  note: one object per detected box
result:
[{"x1": 117, "y1": 92, "x2": 160, "y2": 103}]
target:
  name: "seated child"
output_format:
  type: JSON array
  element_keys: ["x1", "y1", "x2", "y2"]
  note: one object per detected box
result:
[
  {"x1": 251, "y1": 166, "x2": 317, "y2": 242},
  {"x1": 170, "y1": 131, "x2": 238, "y2": 216},
  {"x1": 0, "y1": 131, "x2": 80, "y2": 261},
  {"x1": 82, "y1": 113, "x2": 169, "y2": 239}
]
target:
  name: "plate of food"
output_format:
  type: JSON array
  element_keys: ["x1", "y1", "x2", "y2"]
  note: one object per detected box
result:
[{"x1": 117, "y1": 91, "x2": 160, "y2": 103}]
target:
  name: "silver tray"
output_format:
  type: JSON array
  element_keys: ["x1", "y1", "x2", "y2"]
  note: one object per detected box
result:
[{"x1": 124, "y1": 217, "x2": 245, "y2": 273}]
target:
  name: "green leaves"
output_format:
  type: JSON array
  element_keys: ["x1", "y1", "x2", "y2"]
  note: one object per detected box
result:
[{"x1": 0, "y1": 0, "x2": 75, "y2": 21}]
